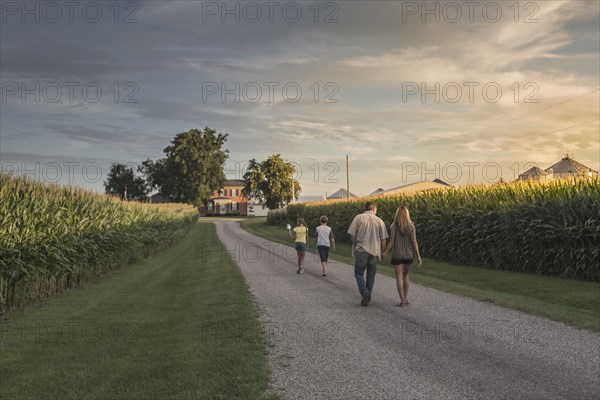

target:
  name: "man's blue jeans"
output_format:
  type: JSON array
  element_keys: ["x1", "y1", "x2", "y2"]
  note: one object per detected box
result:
[{"x1": 354, "y1": 250, "x2": 377, "y2": 295}]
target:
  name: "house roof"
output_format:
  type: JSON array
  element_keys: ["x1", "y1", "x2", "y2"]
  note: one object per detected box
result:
[
  {"x1": 520, "y1": 166, "x2": 547, "y2": 177},
  {"x1": 327, "y1": 188, "x2": 358, "y2": 199},
  {"x1": 297, "y1": 195, "x2": 325, "y2": 203},
  {"x1": 545, "y1": 156, "x2": 598, "y2": 175},
  {"x1": 224, "y1": 180, "x2": 245, "y2": 187},
  {"x1": 368, "y1": 188, "x2": 386, "y2": 196},
  {"x1": 433, "y1": 178, "x2": 451, "y2": 186},
  {"x1": 149, "y1": 192, "x2": 170, "y2": 203},
  {"x1": 381, "y1": 180, "x2": 452, "y2": 195}
]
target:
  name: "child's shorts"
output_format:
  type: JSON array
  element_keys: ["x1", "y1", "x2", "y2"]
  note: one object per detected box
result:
[{"x1": 317, "y1": 245, "x2": 330, "y2": 262}]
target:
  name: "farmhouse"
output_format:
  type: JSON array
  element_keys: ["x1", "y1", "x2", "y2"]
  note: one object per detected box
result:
[{"x1": 200, "y1": 179, "x2": 248, "y2": 216}]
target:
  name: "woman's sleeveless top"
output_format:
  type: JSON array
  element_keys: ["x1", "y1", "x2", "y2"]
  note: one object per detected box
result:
[{"x1": 392, "y1": 224, "x2": 413, "y2": 259}]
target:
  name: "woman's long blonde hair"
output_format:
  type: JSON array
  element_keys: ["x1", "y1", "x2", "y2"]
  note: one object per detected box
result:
[{"x1": 393, "y1": 206, "x2": 414, "y2": 235}]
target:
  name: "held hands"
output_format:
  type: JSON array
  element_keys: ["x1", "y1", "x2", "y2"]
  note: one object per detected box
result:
[{"x1": 381, "y1": 248, "x2": 390, "y2": 260}]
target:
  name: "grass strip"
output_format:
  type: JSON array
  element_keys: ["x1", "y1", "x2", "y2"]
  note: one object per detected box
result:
[{"x1": 0, "y1": 222, "x2": 279, "y2": 400}]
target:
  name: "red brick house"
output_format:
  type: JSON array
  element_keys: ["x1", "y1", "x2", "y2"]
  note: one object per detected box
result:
[{"x1": 200, "y1": 180, "x2": 248, "y2": 216}]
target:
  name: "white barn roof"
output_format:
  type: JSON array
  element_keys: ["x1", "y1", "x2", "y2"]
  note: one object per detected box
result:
[{"x1": 327, "y1": 188, "x2": 358, "y2": 199}]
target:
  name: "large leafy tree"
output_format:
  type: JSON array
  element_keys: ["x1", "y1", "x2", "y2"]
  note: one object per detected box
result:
[
  {"x1": 243, "y1": 154, "x2": 300, "y2": 209},
  {"x1": 140, "y1": 127, "x2": 229, "y2": 206},
  {"x1": 104, "y1": 163, "x2": 148, "y2": 200},
  {"x1": 138, "y1": 158, "x2": 169, "y2": 195}
]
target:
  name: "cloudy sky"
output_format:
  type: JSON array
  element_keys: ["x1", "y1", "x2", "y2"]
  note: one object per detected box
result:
[{"x1": 1, "y1": 0, "x2": 598, "y2": 197}]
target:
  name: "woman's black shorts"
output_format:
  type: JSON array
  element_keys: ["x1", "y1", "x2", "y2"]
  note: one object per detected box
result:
[{"x1": 391, "y1": 258, "x2": 413, "y2": 266}]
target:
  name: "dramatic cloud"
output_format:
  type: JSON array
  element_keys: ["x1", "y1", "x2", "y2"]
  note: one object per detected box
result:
[{"x1": 1, "y1": 0, "x2": 598, "y2": 195}]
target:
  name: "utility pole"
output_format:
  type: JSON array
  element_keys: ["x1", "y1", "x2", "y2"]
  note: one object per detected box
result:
[{"x1": 346, "y1": 155, "x2": 349, "y2": 199}]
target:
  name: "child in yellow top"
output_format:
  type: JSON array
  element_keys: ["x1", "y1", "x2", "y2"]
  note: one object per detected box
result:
[{"x1": 290, "y1": 218, "x2": 308, "y2": 274}]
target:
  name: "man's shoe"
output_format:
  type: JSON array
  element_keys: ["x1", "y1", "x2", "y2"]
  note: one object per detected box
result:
[{"x1": 361, "y1": 289, "x2": 370, "y2": 306}]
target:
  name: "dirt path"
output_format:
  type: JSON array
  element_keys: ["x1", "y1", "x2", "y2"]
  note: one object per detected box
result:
[{"x1": 216, "y1": 220, "x2": 600, "y2": 400}]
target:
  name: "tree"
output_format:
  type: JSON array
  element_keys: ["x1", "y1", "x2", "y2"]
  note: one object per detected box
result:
[
  {"x1": 104, "y1": 163, "x2": 148, "y2": 200},
  {"x1": 140, "y1": 127, "x2": 229, "y2": 206},
  {"x1": 242, "y1": 158, "x2": 264, "y2": 202},
  {"x1": 138, "y1": 158, "x2": 169, "y2": 194},
  {"x1": 243, "y1": 154, "x2": 300, "y2": 209}
]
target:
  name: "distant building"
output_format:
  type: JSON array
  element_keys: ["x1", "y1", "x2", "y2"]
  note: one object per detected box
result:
[
  {"x1": 372, "y1": 180, "x2": 453, "y2": 197},
  {"x1": 149, "y1": 192, "x2": 170, "y2": 204},
  {"x1": 517, "y1": 166, "x2": 553, "y2": 183},
  {"x1": 327, "y1": 188, "x2": 358, "y2": 199},
  {"x1": 367, "y1": 188, "x2": 386, "y2": 197},
  {"x1": 517, "y1": 154, "x2": 598, "y2": 182},
  {"x1": 297, "y1": 195, "x2": 325, "y2": 203},
  {"x1": 432, "y1": 178, "x2": 451, "y2": 186},
  {"x1": 492, "y1": 178, "x2": 509, "y2": 187},
  {"x1": 544, "y1": 154, "x2": 598, "y2": 180},
  {"x1": 248, "y1": 201, "x2": 269, "y2": 217},
  {"x1": 200, "y1": 180, "x2": 248, "y2": 217}
]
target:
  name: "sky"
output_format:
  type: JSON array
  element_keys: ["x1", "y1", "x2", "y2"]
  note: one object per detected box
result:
[{"x1": 1, "y1": 0, "x2": 599, "y2": 197}]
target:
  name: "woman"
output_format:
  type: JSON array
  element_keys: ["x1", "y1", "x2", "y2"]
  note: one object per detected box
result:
[
  {"x1": 384, "y1": 206, "x2": 422, "y2": 306},
  {"x1": 290, "y1": 218, "x2": 308, "y2": 274}
]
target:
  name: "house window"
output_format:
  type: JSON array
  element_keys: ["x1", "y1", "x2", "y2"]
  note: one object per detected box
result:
[
  {"x1": 232, "y1": 189, "x2": 238, "y2": 196},
  {"x1": 219, "y1": 189, "x2": 225, "y2": 196},
  {"x1": 207, "y1": 202, "x2": 213, "y2": 211},
  {"x1": 232, "y1": 202, "x2": 238, "y2": 211}
]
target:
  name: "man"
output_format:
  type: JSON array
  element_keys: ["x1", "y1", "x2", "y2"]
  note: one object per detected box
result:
[{"x1": 348, "y1": 201, "x2": 388, "y2": 306}]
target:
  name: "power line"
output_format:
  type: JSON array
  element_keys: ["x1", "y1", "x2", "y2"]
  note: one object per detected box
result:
[
  {"x1": 467, "y1": 88, "x2": 600, "y2": 135},
  {"x1": 502, "y1": 88, "x2": 600, "y2": 124},
  {"x1": 536, "y1": 118, "x2": 599, "y2": 137}
]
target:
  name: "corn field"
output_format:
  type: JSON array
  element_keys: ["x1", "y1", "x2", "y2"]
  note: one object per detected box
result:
[
  {"x1": 271, "y1": 179, "x2": 600, "y2": 281},
  {"x1": 0, "y1": 174, "x2": 198, "y2": 313}
]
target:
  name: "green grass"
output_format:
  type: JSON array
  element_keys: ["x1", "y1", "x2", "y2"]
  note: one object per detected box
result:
[
  {"x1": 0, "y1": 222, "x2": 280, "y2": 400},
  {"x1": 241, "y1": 217, "x2": 600, "y2": 331}
]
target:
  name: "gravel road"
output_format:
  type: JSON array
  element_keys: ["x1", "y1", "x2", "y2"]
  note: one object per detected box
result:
[{"x1": 215, "y1": 220, "x2": 600, "y2": 400}]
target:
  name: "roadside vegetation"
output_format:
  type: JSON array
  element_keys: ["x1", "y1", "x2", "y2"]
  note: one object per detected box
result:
[{"x1": 1, "y1": 222, "x2": 279, "y2": 400}]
